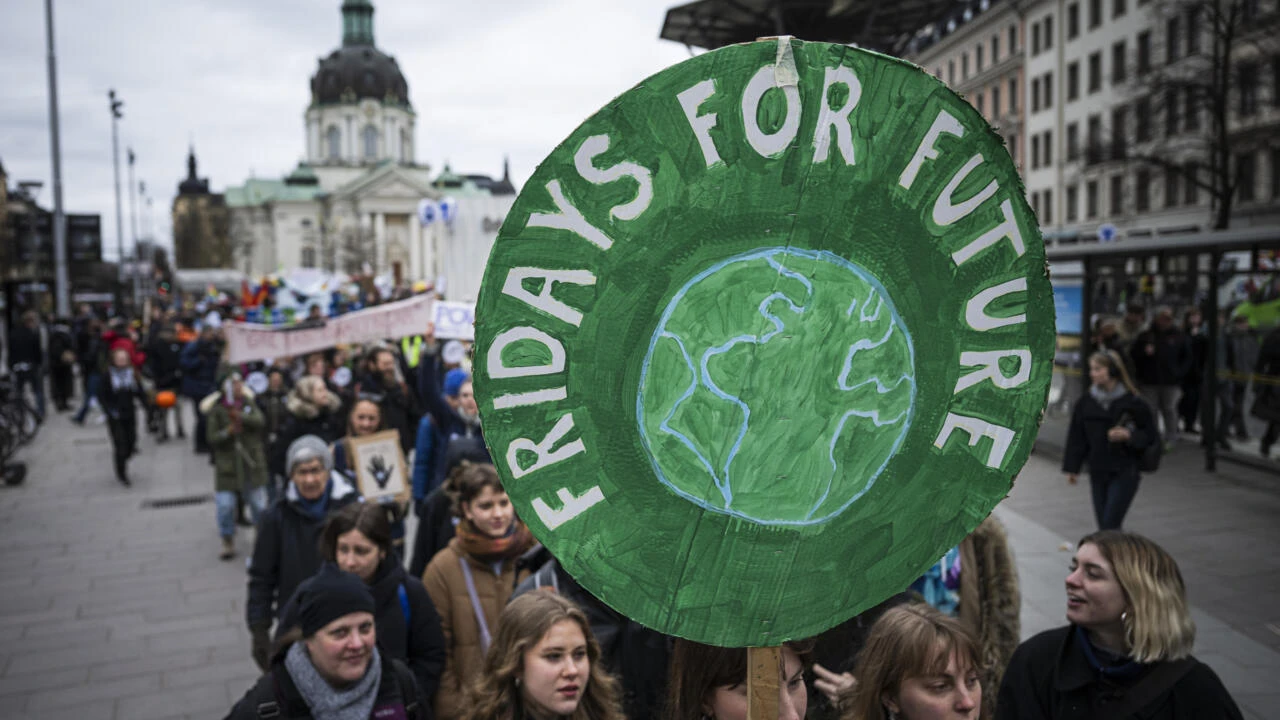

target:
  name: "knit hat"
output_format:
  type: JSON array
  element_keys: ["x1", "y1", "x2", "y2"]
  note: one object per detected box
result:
[
  {"x1": 287, "y1": 435, "x2": 333, "y2": 476},
  {"x1": 297, "y1": 564, "x2": 376, "y2": 636},
  {"x1": 443, "y1": 368, "x2": 471, "y2": 398}
]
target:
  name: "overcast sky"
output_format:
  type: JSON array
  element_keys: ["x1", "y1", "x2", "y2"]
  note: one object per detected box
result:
[{"x1": 1, "y1": 0, "x2": 691, "y2": 260}]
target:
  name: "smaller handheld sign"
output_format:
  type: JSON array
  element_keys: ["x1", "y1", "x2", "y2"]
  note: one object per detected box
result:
[{"x1": 475, "y1": 39, "x2": 1053, "y2": 646}]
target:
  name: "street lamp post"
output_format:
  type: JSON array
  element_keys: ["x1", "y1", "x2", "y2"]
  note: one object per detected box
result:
[
  {"x1": 44, "y1": 0, "x2": 69, "y2": 317},
  {"x1": 127, "y1": 148, "x2": 141, "y2": 306},
  {"x1": 109, "y1": 90, "x2": 124, "y2": 311}
]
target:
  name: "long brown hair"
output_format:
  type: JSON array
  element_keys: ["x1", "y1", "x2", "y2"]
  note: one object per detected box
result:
[
  {"x1": 462, "y1": 592, "x2": 624, "y2": 720},
  {"x1": 447, "y1": 462, "x2": 505, "y2": 518},
  {"x1": 319, "y1": 502, "x2": 392, "y2": 561},
  {"x1": 841, "y1": 603, "x2": 983, "y2": 720},
  {"x1": 665, "y1": 639, "x2": 813, "y2": 720}
]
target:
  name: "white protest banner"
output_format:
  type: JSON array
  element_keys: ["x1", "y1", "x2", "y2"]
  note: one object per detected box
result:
[
  {"x1": 225, "y1": 294, "x2": 435, "y2": 364},
  {"x1": 432, "y1": 301, "x2": 475, "y2": 341}
]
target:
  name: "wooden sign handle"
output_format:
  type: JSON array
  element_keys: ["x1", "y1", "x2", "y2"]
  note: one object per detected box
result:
[{"x1": 746, "y1": 646, "x2": 782, "y2": 720}]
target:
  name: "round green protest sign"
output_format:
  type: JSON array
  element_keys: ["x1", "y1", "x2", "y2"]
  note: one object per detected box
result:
[{"x1": 474, "y1": 39, "x2": 1054, "y2": 647}]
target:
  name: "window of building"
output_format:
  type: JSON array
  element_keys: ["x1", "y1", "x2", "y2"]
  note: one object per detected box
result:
[
  {"x1": 1136, "y1": 169, "x2": 1151, "y2": 211},
  {"x1": 1009, "y1": 24, "x2": 1018, "y2": 53},
  {"x1": 1112, "y1": 41, "x2": 1127, "y2": 84},
  {"x1": 1032, "y1": 21, "x2": 1041, "y2": 55},
  {"x1": 362, "y1": 125, "x2": 378, "y2": 159},
  {"x1": 1044, "y1": 72, "x2": 1054, "y2": 108},
  {"x1": 1111, "y1": 105, "x2": 1128, "y2": 159},
  {"x1": 1044, "y1": 130, "x2": 1054, "y2": 165},
  {"x1": 1185, "y1": 162, "x2": 1199, "y2": 204},
  {"x1": 1008, "y1": 132, "x2": 1019, "y2": 164},
  {"x1": 1166, "y1": 89, "x2": 1180, "y2": 136},
  {"x1": 1068, "y1": 3, "x2": 1080, "y2": 39},
  {"x1": 1045, "y1": 16, "x2": 1054, "y2": 50},
  {"x1": 1089, "y1": 0, "x2": 1102, "y2": 28},
  {"x1": 992, "y1": 85, "x2": 1002, "y2": 115},
  {"x1": 1273, "y1": 147, "x2": 1280, "y2": 199},
  {"x1": 1088, "y1": 114, "x2": 1103, "y2": 159},
  {"x1": 962, "y1": 53, "x2": 970, "y2": 79},
  {"x1": 1165, "y1": 168, "x2": 1181, "y2": 207},
  {"x1": 948, "y1": 60, "x2": 955, "y2": 85},
  {"x1": 992, "y1": 34, "x2": 1000, "y2": 63},
  {"x1": 1088, "y1": 52, "x2": 1102, "y2": 93},
  {"x1": 1238, "y1": 152, "x2": 1257, "y2": 202},
  {"x1": 1067, "y1": 185, "x2": 1079, "y2": 221},
  {"x1": 1087, "y1": 180, "x2": 1100, "y2": 218},
  {"x1": 976, "y1": 45, "x2": 984, "y2": 72},
  {"x1": 1167, "y1": 17, "x2": 1180, "y2": 63},
  {"x1": 1067, "y1": 122, "x2": 1080, "y2": 160},
  {"x1": 1031, "y1": 191, "x2": 1039, "y2": 218},
  {"x1": 400, "y1": 128, "x2": 412, "y2": 163},
  {"x1": 1240, "y1": 64, "x2": 1259, "y2": 116},
  {"x1": 301, "y1": 247, "x2": 316, "y2": 268},
  {"x1": 1043, "y1": 188, "x2": 1053, "y2": 224},
  {"x1": 1068, "y1": 62, "x2": 1080, "y2": 101},
  {"x1": 1110, "y1": 174, "x2": 1125, "y2": 215},
  {"x1": 1187, "y1": 8, "x2": 1200, "y2": 54},
  {"x1": 1009, "y1": 77, "x2": 1018, "y2": 111},
  {"x1": 1114, "y1": 0, "x2": 1127, "y2": 19},
  {"x1": 1136, "y1": 96, "x2": 1152, "y2": 141},
  {"x1": 1032, "y1": 134, "x2": 1041, "y2": 168},
  {"x1": 1032, "y1": 77, "x2": 1041, "y2": 112},
  {"x1": 1137, "y1": 31, "x2": 1151, "y2": 76},
  {"x1": 326, "y1": 126, "x2": 341, "y2": 160},
  {"x1": 1185, "y1": 87, "x2": 1200, "y2": 131},
  {"x1": 976, "y1": 92, "x2": 985, "y2": 116}
]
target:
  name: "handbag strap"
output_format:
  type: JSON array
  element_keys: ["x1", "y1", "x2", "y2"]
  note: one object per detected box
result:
[
  {"x1": 458, "y1": 556, "x2": 493, "y2": 654},
  {"x1": 1096, "y1": 658, "x2": 1196, "y2": 720}
]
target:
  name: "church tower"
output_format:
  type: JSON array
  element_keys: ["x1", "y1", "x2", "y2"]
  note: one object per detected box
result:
[{"x1": 305, "y1": 0, "x2": 415, "y2": 168}]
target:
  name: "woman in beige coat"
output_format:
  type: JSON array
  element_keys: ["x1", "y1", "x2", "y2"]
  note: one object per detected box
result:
[{"x1": 422, "y1": 462, "x2": 534, "y2": 719}]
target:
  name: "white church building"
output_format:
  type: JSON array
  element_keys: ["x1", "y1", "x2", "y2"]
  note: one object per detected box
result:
[{"x1": 225, "y1": 0, "x2": 515, "y2": 300}]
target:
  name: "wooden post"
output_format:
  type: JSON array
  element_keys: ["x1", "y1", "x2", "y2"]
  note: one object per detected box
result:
[{"x1": 746, "y1": 646, "x2": 781, "y2": 720}]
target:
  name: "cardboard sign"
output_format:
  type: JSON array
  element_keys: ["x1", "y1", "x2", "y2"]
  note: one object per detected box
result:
[
  {"x1": 347, "y1": 430, "x2": 410, "y2": 505},
  {"x1": 473, "y1": 39, "x2": 1054, "y2": 647},
  {"x1": 432, "y1": 301, "x2": 476, "y2": 341},
  {"x1": 225, "y1": 294, "x2": 434, "y2": 364}
]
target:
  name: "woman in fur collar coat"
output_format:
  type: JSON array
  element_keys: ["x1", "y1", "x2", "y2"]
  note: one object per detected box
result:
[{"x1": 203, "y1": 368, "x2": 270, "y2": 560}]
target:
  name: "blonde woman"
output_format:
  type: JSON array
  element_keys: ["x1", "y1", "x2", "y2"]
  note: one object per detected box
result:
[
  {"x1": 840, "y1": 604, "x2": 982, "y2": 720},
  {"x1": 997, "y1": 531, "x2": 1242, "y2": 719},
  {"x1": 462, "y1": 592, "x2": 625, "y2": 720}
]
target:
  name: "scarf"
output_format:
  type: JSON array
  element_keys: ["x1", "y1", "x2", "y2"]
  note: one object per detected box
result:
[
  {"x1": 1075, "y1": 625, "x2": 1144, "y2": 680},
  {"x1": 295, "y1": 479, "x2": 332, "y2": 521},
  {"x1": 1089, "y1": 382, "x2": 1128, "y2": 411},
  {"x1": 284, "y1": 642, "x2": 382, "y2": 720},
  {"x1": 109, "y1": 367, "x2": 136, "y2": 392},
  {"x1": 454, "y1": 518, "x2": 535, "y2": 565}
]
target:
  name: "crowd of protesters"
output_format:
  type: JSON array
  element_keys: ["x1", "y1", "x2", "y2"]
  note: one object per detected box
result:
[{"x1": 1, "y1": 295, "x2": 1249, "y2": 720}]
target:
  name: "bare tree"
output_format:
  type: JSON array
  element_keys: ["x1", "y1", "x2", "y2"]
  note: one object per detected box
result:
[{"x1": 339, "y1": 224, "x2": 377, "y2": 275}]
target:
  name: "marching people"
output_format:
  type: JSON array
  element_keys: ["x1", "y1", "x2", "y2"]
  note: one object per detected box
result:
[
  {"x1": 203, "y1": 368, "x2": 270, "y2": 560},
  {"x1": 248, "y1": 435, "x2": 361, "y2": 672},
  {"x1": 409, "y1": 437, "x2": 492, "y2": 577},
  {"x1": 8, "y1": 311, "x2": 46, "y2": 421},
  {"x1": 1221, "y1": 314, "x2": 1259, "y2": 443},
  {"x1": 665, "y1": 639, "x2": 810, "y2": 720},
  {"x1": 422, "y1": 462, "x2": 535, "y2": 719},
  {"x1": 72, "y1": 316, "x2": 105, "y2": 425},
  {"x1": 330, "y1": 396, "x2": 411, "y2": 554},
  {"x1": 227, "y1": 564, "x2": 428, "y2": 720},
  {"x1": 275, "y1": 375, "x2": 346, "y2": 479},
  {"x1": 100, "y1": 347, "x2": 145, "y2": 486},
  {"x1": 278, "y1": 503, "x2": 447, "y2": 705},
  {"x1": 1251, "y1": 323, "x2": 1280, "y2": 457},
  {"x1": 1128, "y1": 306, "x2": 1192, "y2": 447},
  {"x1": 1063, "y1": 350, "x2": 1158, "y2": 531},
  {"x1": 1177, "y1": 307, "x2": 1207, "y2": 437},
  {"x1": 145, "y1": 318, "x2": 186, "y2": 441},
  {"x1": 997, "y1": 531, "x2": 1243, "y2": 719},
  {"x1": 839, "y1": 603, "x2": 982, "y2": 720},
  {"x1": 411, "y1": 367, "x2": 471, "y2": 513},
  {"x1": 355, "y1": 346, "x2": 419, "y2": 455},
  {"x1": 47, "y1": 317, "x2": 77, "y2": 412},
  {"x1": 462, "y1": 591, "x2": 627, "y2": 720},
  {"x1": 257, "y1": 367, "x2": 292, "y2": 501},
  {"x1": 181, "y1": 324, "x2": 223, "y2": 455}
]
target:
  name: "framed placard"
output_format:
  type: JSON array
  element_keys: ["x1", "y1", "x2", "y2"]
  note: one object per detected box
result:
[
  {"x1": 474, "y1": 39, "x2": 1053, "y2": 646},
  {"x1": 348, "y1": 430, "x2": 410, "y2": 505}
]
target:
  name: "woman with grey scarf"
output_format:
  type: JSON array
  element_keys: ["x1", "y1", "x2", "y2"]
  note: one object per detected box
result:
[
  {"x1": 100, "y1": 348, "x2": 145, "y2": 486},
  {"x1": 1062, "y1": 350, "x2": 1157, "y2": 530},
  {"x1": 227, "y1": 563, "x2": 426, "y2": 720}
]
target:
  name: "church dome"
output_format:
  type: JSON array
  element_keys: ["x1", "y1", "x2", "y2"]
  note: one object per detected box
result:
[{"x1": 309, "y1": 1, "x2": 410, "y2": 108}]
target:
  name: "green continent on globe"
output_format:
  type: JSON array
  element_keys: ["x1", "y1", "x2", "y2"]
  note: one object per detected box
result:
[{"x1": 638, "y1": 247, "x2": 916, "y2": 525}]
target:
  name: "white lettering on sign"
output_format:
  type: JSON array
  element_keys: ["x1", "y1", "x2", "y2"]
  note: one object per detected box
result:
[
  {"x1": 574, "y1": 135, "x2": 654, "y2": 221},
  {"x1": 493, "y1": 387, "x2": 568, "y2": 410},
  {"x1": 951, "y1": 199, "x2": 1026, "y2": 266},
  {"x1": 899, "y1": 110, "x2": 965, "y2": 190},
  {"x1": 742, "y1": 65, "x2": 802, "y2": 158},
  {"x1": 502, "y1": 267, "x2": 596, "y2": 327},
  {"x1": 533, "y1": 486, "x2": 606, "y2": 530},
  {"x1": 506, "y1": 413, "x2": 586, "y2": 479},
  {"x1": 966, "y1": 278, "x2": 1028, "y2": 332},
  {"x1": 933, "y1": 412, "x2": 1016, "y2": 469},
  {"x1": 527, "y1": 180, "x2": 614, "y2": 250},
  {"x1": 812, "y1": 65, "x2": 861, "y2": 165},
  {"x1": 954, "y1": 350, "x2": 1033, "y2": 393},
  {"x1": 488, "y1": 327, "x2": 567, "y2": 379},
  {"x1": 933, "y1": 154, "x2": 999, "y2": 226},
  {"x1": 677, "y1": 79, "x2": 722, "y2": 168}
]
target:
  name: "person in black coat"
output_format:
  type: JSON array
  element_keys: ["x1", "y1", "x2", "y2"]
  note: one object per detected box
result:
[
  {"x1": 407, "y1": 436, "x2": 491, "y2": 579},
  {"x1": 145, "y1": 320, "x2": 185, "y2": 440},
  {"x1": 355, "y1": 346, "x2": 420, "y2": 455},
  {"x1": 1128, "y1": 307, "x2": 1192, "y2": 444},
  {"x1": 180, "y1": 325, "x2": 223, "y2": 454},
  {"x1": 997, "y1": 530, "x2": 1242, "y2": 720},
  {"x1": 7, "y1": 311, "x2": 46, "y2": 420},
  {"x1": 47, "y1": 319, "x2": 77, "y2": 412},
  {"x1": 73, "y1": 317, "x2": 105, "y2": 424},
  {"x1": 279, "y1": 505, "x2": 446, "y2": 706},
  {"x1": 247, "y1": 435, "x2": 362, "y2": 672},
  {"x1": 228, "y1": 564, "x2": 427, "y2": 720},
  {"x1": 1063, "y1": 350, "x2": 1157, "y2": 531},
  {"x1": 271, "y1": 375, "x2": 345, "y2": 481},
  {"x1": 100, "y1": 348, "x2": 145, "y2": 486}
]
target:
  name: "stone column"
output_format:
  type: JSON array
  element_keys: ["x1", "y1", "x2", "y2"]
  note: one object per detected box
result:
[
  {"x1": 374, "y1": 212, "x2": 387, "y2": 274},
  {"x1": 409, "y1": 211, "x2": 423, "y2": 280}
]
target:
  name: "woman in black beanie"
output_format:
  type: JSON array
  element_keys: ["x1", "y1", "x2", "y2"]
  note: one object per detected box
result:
[{"x1": 227, "y1": 564, "x2": 427, "y2": 720}]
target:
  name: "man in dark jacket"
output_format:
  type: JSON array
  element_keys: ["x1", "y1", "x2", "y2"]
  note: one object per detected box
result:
[
  {"x1": 72, "y1": 318, "x2": 105, "y2": 424},
  {"x1": 1129, "y1": 306, "x2": 1192, "y2": 445},
  {"x1": 46, "y1": 319, "x2": 76, "y2": 412},
  {"x1": 180, "y1": 325, "x2": 222, "y2": 453},
  {"x1": 7, "y1": 311, "x2": 46, "y2": 421},
  {"x1": 145, "y1": 321, "x2": 185, "y2": 440},
  {"x1": 247, "y1": 435, "x2": 361, "y2": 672},
  {"x1": 356, "y1": 346, "x2": 419, "y2": 455}
]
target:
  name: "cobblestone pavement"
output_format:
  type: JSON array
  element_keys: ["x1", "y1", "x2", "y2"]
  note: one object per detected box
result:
[{"x1": 0, "y1": 410, "x2": 1276, "y2": 719}]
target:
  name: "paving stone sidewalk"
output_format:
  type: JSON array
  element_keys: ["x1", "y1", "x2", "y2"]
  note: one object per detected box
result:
[{"x1": 1, "y1": 410, "x2": 1276, "y2": 719}]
